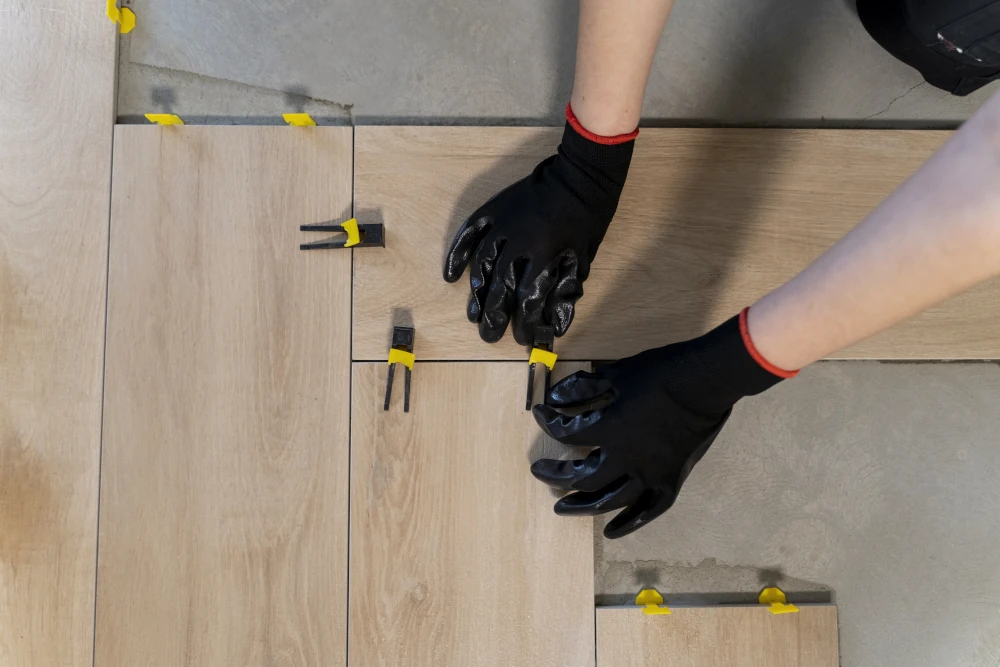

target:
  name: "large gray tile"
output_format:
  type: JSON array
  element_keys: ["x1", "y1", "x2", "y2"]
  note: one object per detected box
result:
[
  {"x1": 123, "y1": 0, "x2": 995, "y2": 124},
  {"x1": 115, "y1": 34, "x2": 353, "y2": 124}
]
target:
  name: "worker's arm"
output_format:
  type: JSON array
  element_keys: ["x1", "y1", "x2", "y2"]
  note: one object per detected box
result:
[
  {"x1": 532, "y1": 90, "x2": 1000, "y2": 540},
  {"x1": 443, "y1": 0, "x2": 675, "y2": 346},
  {"x1": 570, "y1": 0, "x2": 677, "y2": 136},
  {"x1": 749, "y1": 91, "x2": 1000, "y2": 370}
]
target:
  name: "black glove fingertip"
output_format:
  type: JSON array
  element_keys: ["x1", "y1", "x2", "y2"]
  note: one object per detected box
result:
[
  {"x1": 532, "y1": 405, "x2": 603, "y2": 443},
  {"x1": 553, "y1": 493, "x2": 590, "y2": 516},
  {"x1": 550, "y1": 300, "x2": 576, "y2": 337},
  {"x1": 603, "y1": 491, "x2": 676, "y2": 539},
  {"x1": 531, "y1": 404, "x2": 564, "y2": 438},
  {"x1": 466, "y1": 290, "x2": 483, "y2": 324},
  {"x1": 529, "y1": 458, "x2": 576, "y2": 490},
  {"x1": 603, "y1": 511, "x2": 645, "y2": 540},
  {"x1": 443, "y1": 214, "x2": 493, "y2": 283},
  {"x1": 554, "y1": 481, "x2": 638, "y2": 516},
  {"x1": 478, "y1": 309, "x2": 510, "y2": 343},
  {"x1": 548, "y1": 254, "x2": 583, "y2": 336},
  {"x1": 546, "y1": 371, "x2": 614, "y2": 408}
]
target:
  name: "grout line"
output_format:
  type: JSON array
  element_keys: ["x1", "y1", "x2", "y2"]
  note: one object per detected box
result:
[
  {"x1": 90, "y1": 26, "x2": 126, "y2": 667},
  {"x1": 345, "y1": 126, "x2": 355, "y2": 667},
  {"x1": 91, "y1": 127, "x2": 116, "y2": 667}
]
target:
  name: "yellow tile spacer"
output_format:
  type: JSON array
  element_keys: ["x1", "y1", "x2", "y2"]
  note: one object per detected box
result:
[
  {"x1": 759, "y1": 587, "x2": 799, "y2": 615},
  {"x1": 636, "y1": 589, "x2": 671, "y2": 615},
  {"x1": 339, "y1": 218, "x2": 362, "y2": 248},
  {"x1": 106, "y1": 0, "x2": 135, "y2": 33},
  {"x1": 387, "y1": 348, "x2": 415, "y2": 371},
  {"x1": 283, "y1": 113, "x2": 317, "y2": 126},
  {"x1": 528, "y1": 348, "x2": 558, "y2": 370},
  {"x1": 145, "y1": 113, "x2": 184, "y2": 126}
]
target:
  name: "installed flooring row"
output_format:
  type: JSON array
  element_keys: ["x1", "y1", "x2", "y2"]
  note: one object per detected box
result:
[
  {"x1": 7, "y1": 121, "x2": 847, "y2": 666},
  {"x1": 97, "y1": 126, "x2": 842, "y2": 667}
]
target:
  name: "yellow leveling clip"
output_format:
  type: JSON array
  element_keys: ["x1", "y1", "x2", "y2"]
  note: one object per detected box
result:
[
  {"x1": 145, "y1": 114, "x2": 184, "y2": 126},
  {"x1": 283, "y1": 113, "x2": 317, "y2": 127},
  {"x1": 385, "y1": 326, "x2": 415, "y2": 413},
  {"x1": 636, "y1": 589, "x2": 671, "y2": 615},
  {"x1": 525, "y1": 325, "x2": 557, "y2": 411},
  {"x1": 107, "y1": 0, "x2": 136, "y2": 33},
  {"x1": 759, "y1": 587, "x2": 799, "y2": 615},
  {"x1": 528, "y1": 348, "x2": 558, "y2": 370},
  {"x1": 387, "y1": 348, "x2": 415, "y2": 371},
  {"x1": 340, "y1": 218, "x2": 361, "y2": 248}
]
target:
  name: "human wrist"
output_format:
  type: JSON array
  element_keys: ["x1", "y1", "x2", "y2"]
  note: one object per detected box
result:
[
  {"x1": 569, "y1": 84, "x2": 643, "y2": 137},
  {"x1": 565, "y1": 101, "x2": 639, "y2": 146}
]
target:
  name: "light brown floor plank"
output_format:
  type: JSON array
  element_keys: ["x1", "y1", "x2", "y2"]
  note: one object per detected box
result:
[
  {"x1": 96, "y1": 127, "x2": 353, "y2": 667},
  {"x1": 349, "y1": 362, "x2": 595, "y2": 667},
  {"x1": 0, "y1": 1, "x2": 115, "y2": 665},
  {"x1": 596, "y1": 606, "x2": 839, "y2": 667},
  {"x1": 350, "y1": 127, "x2": 1000, "y2": 361}
]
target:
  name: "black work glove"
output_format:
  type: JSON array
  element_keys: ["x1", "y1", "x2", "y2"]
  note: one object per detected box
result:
[
  {"x1": 443, "y1": 105, "x2": 636, "y2": 346},
  {"x1": 531, "y1": 310, "x2": 794, "y2": 539}
]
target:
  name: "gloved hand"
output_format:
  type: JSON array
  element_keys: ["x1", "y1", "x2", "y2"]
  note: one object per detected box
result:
[
  {"x1": 531, "y1": 309, "x2": 795, "y2": 539},
  {"x1": 443, "y1": 104, "x2": 637, "y2": 346}
]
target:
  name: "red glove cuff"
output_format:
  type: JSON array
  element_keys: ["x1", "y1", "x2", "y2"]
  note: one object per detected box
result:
[
  {"x1": 566, "y1": 103, "x2": 639, "y2": 146},
  {"x1": 739, "y1": 307, "x2": 799, "y2": 379}
]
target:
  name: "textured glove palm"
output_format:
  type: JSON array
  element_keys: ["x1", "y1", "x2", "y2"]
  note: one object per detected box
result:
[
  {"x1": 443, "y1": 121, "x2": 634, "y2": 345},
  {"x1": 531, "y1": 314, "x2": 787, "y2": 539}
]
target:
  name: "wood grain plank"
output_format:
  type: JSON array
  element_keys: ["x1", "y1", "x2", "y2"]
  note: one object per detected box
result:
[
  {"x1": 350, "y1": 126, "x2": 1000, "y2": 360},
  {"x1": 97, "y1": 127, "x2": 353, "y2": 667},
  {"x1": 350, "y1": 362, "x2": 595, "y2": 667},
  {"x1": 0, "y1": 1, "x2": 115, "y2": 665},
  {"x1": 596, "y1": 606, "x2": 839, "y2": 667}
]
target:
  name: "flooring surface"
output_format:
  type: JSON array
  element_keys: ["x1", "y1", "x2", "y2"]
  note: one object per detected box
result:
[
  {"x1": 596, "y1": 605, "x2": 839, "y2": 667},
  {"x1": 349, "y1": 362, "x2": 595, "y2": 667},
  {"x1": 96, "y1": 127, "x2": 353, "y2": 667},
  {"x1": 596, "y1": 361, "x2": 1000, "y2": 667},
  {"x1": 0, "y1": 1, "x2": 115, "y2": 665},
  {"x1": 121, "y1": 0, "x2": 996, "y2": 124},
  {"x1": 352, "y1": 126, "x2": 1000, "y2": 361},
  {"x1": 4, "y1": 22, "x2": 998, "y2": 659}
]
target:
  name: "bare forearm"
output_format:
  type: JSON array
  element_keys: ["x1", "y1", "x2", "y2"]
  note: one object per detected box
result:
[
  {"x1": 749, "y1": 91, "x2": 1000, "y2": 371},
  {"x1": 570, "y1": 0, "x2": 675, "y2": 136}
]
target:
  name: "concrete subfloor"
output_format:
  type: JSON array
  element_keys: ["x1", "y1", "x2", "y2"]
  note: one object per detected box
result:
[
  {"x1": 116, "y1": 0, "x2": 997, "y2": 126},
  {"x1": 114, "y1": 2, "x2": 1000, "y2": 665}
]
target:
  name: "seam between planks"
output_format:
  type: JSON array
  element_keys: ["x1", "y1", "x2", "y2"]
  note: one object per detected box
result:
[
  {"x1": 345, "y1": 125, "x2": 356, "y2": 667},
  {"x1": 90, "y1": 123, "x2": 117, "y2": 667}
]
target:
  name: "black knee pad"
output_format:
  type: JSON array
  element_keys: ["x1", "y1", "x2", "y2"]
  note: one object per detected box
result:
[{"x1": 858, "y1": 0, "x2": 1000, "y2": 95}]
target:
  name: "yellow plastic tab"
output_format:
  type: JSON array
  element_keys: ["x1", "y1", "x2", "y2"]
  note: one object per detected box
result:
[
  {"x1": 636, "y1": 589, "x2": 671, "y2": 615},
  {"x1": 340, "y1": 218, "x2": 361, "y2": 248},
  {"x1": 387, "y1": 348, "x2": 415, "y2": 371},
  {"x1": 145, "y1": 113, "x2": 184, "y2": 126},
  {"x1": 759, "y1": 587, "x2": 799, "y2": 615},
  {"x1": 528, "y1": 348, "x2": 558, "y2": 370},
  {"x1": 106, "y1": 0, "x2": 135, "y2": 33},
  {"x1": 283, "y1": 113, "x2": 317, "y2": 127},
  {"x1": 119, "y1": 7, "x2": 136, "y2": 33}
]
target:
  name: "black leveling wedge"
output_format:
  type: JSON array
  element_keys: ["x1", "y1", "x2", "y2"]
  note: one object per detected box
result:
[
  {"x1": 384, "y1": 326, "x2": 415, "y2": 412},
  {"x1": 300, "y1": 218, "x2": 385, "y2": 250}
]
